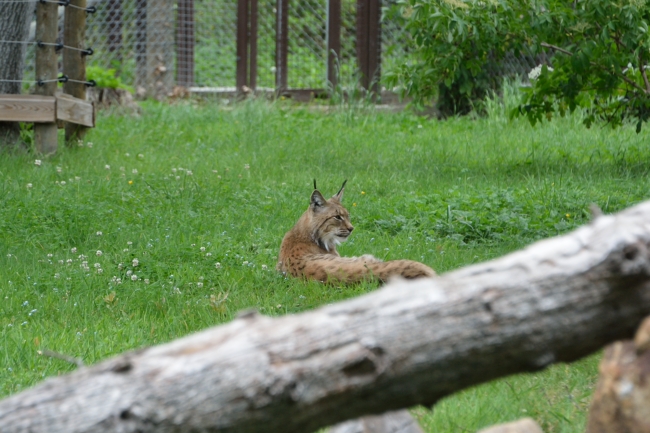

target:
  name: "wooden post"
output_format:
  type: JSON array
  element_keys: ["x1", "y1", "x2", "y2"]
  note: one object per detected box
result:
[
  {"x1": 275, "y1": 0, "x2": 288, "y2": 93},
  {"x1": 134, "y1": 0, "x2": 146, "y2": 94},
  {"x1": 63, "y1": 0, "x2": 88, "y2": 143},
  {"x1": 145, "y1": 0, "x2": 174, "y2": 98},
  {"x1": 327, "y1": 0, "x2": 341, "y2": 90},
  {"x1": 356, "y1": 0, "x2": 381, "y2": 98},
  {"x1": 176, "y1": 0, "x2": 194, "y2": 88},
  {"x1": 236, "y1": 0, "x2": 248, "y2": 92},
  {"x1": 34, "y1": 0, "x2": 59, "y2": 154},
  {"x1": 249, "y1": 0, "x2": 258, "y2": 90}
]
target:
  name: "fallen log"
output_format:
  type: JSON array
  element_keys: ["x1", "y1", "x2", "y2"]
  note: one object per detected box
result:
[{"x1": 1, "y1": 200, "x2": 650, "y2": 433}]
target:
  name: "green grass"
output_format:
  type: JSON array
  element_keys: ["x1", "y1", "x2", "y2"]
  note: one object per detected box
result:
[{"x1": 1, "y1": 97, "x2": 649, "y2": 431}]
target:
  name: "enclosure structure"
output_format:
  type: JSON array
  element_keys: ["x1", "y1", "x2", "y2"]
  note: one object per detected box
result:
[
  {"x1": 0, "y1": 0, "x2": 95, "y2": 153},
  {"x1": 75, "y1": 0, "x2": 410, "y2": 100}
]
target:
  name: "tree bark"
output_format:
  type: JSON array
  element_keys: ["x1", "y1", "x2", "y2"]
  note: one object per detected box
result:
[
  {"x1": 0, "y1": 1, "x2": 34, "y2": 145},
  {"x1": 2, "y1": 200, "x2": 650, "y2": 433}
]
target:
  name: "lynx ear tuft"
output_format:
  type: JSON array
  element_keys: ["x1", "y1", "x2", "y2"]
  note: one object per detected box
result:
[
  {"x1": 311, "y1": 190, "x2": 327, "y2": 208},
  {"x1": 333, "y1": 179, "x2": 347, "y2": 201},
  {"x1": 313, "y1": 179, "x2": 317, "y2": 190}
]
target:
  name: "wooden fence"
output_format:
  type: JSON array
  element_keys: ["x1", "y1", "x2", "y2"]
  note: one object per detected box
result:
[{"x1": 0, "y1": 0, "x2": 95, "y2": 154}]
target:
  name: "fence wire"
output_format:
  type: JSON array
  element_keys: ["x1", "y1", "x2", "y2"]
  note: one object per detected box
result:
[{"x1": 11, "y1": 0, "x2": 547, "y2": 95}]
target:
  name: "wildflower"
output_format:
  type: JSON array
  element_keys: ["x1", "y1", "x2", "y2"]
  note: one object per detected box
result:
[
  {"x1": 96, "y1": 231, "x2": 103, "y2": 236},
  {"x1": 126, "y1": 270, "x2": 133, "y2": 277},
  {"x1": 60, "y1": 181, "x2": 66, "y2": 186},
  {"x1": 200, "y1": 247, "x2": 206, "y2": 252},
  {"x1": 77, "y1": 140, "x2": 84, "y2": 147},
  {"x1": 34, "y1": 159, "x2": 42, "y2": 166},
  {"x1": 361, "y1": 191, "x2": 366, "y2": 195},
  {"x1": 261, "y1": 264, "x2": 268, "y2": 271},
  {"x1": 138, "y1": 154, "x2": 144, "y2": 159},
  {"x1": 172, "y1": 168, "x2": 177, "y2": 173},
  {"x1": 206, "y1": 252, "x2": 212, "y2": 257},
  {"x1": 173, "y1": 287, "x2": 181, "y2": 294},
  {"x1": 215, "y1": 262, "x2": 222, "y2": 269},
  {"x1": 56, "y1": 166, "x2": 62, "y2": 173},
  {"x1": 242, "y1": 261, "x2": 249, "y2": 266},
  {"x1": 197, "y1": 282, "x2": 204, "y2": 288},
  {"x1": 132, "y1": 169, "x2": 138, "y2": 174},
  {"x1": 22, "y1": 301, "x2": 29, "y2": 306},
  {"x1": 131, "y1": 274, "x2": 138, "y2": 281},
  {"x1": 212, "y1": 170, "x2": 218, "y2": 173},
  {"x1": 128, "y1": 180, "x2": 133, "y2": 185},
  {"x1": 123, "y1": 248, "x2": 129, "y2": 252},
  {"x1": 528, "y1": 64, "x2": 553, "y2": 81},
  {"x1": 120, "y1": 166, "x2": 125, "y2": 171},
  {"x1": 105, "y1": 165, "x2": 110, "y2": 170},
  {"x1": 186, "y1": 170, "x2": 193, "y2": 176},
  {"x1": 71, "y1": 247, "x2": 77, "y2": 253},
  {"x1": 47, "y1": 253, "x2": 53, "y2": 258},
  {"x1": 127, "y1": 241, "x2": 133, "y2": 246},
  {"x1": 97, "y1": 268, "x2": 103, "y2": 274},
  {"x1": 566, "y1": 213, "x2": 571, "y2": 218},
  {"x1": 86, "y1": 142, "x2": 93, "y2": 148},
  {"x1": 96, "y1": 250, "x2": 103, "y2": 256},
  {"x1": 353, "y1": 203, "x2": 357, "y2": 207},
  {"x1": 58, "y1": 260, "x2": 64, "y2": 265},
  {"x1": 29, "y1": 309, "x2": 37, "y2": 316},
  {"x1": 244, "y1": 164, "x2": 250, "y2": 170},
  {"x1": 125, "y1": 153, "x2": 130, "y2": 157},
  {"x1": 94, "y1": 263, "x2": 101, "y2": 268},
  {"x1": 175, "y1": 176, "x2": 181, "y2": 180},
  {"x1": 54, "y1": 273, "x2": 60, "y2": 279},
  {"x1": 26, "y1": 183, "x2": 33, "y2": 189},
  {"x1": 66, "y1": 259, "x2": 72, "y2": 264},
  {"x1": 132, "y1": 258, "x2": 139, "y2": 267},
  {"x1": 144, "y1": 279, "x2": 150, "y2": 284}
]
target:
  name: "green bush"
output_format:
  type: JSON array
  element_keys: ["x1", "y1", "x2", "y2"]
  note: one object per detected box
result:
[{"x1": 86, "y1": 66, "x2": 134, "y2": 93}]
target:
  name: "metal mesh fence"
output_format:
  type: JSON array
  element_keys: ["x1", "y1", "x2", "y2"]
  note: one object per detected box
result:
[{"x1": 11, "y1": 0, "x2": 547, "y2": 96}]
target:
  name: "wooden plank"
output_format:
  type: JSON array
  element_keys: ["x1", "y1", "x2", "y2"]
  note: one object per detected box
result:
[
  {"x1": 0, "y1": 95, "x2": 56, "y2": 122},
  {"x1": 56, "y1": 94, "x2": 94, "y2": 127},
  {"x1": 249, "y1": 0, "x2": 258, "y2": 90},
  {"x1": 275, "y1": 0, "x2": 288, "y2": 92},
  {"x1": 63, "y1": 0, "x2": 89, "y2": 142}
]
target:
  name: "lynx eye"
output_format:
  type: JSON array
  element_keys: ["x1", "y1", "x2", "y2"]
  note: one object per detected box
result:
[{"x1": 334, "y1": 215, "x2": 343, "y2": 221}]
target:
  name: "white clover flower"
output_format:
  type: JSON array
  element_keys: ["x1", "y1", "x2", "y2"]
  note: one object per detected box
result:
[
  {"x1": 87, "y1": 142, "x2": 93, "y2": 148},
  {"x1": 200, "y1": 247, "x2": 206, "y2": 252},
  {"x1": 94, "y1": 263, "x2": 101, "y2": 268},
  {"x1": 132, "y1": 169, "x2": 138, "y2": 174},
  {"x1": 105, "y1": 165, "x2": 111, "y2": 170},
  {"x1": 66, "y1": 259, "x2": 72, "y2": 264},
  {"x1": 215, "y1": 262, "x2": 222, "y2": 269},
  {"x1": 261, "y1": 264, "x2": 268, "y2": 271},
  {"x1": 126, "y1": 270, "x2": 133, "y2": 277},
  {"x1": 197, "y1": 282, "x2": 204, "y2": 288},
  {"x1": 34, "y1": 159, "x2": 42, "y2": 166},
  {"x1": 242, "y1": 261, "x2": 249, "y2": 266},
  {"x1": 22, "y1": 301, "x2": 28, "y2": 306},
  {"x1": 29, "y1": 309, "x2": 37, "y2": 316},
  {"x1": 47, "y1": 253, "x2": 53, "y2": 258},
  {"x1": 125, "y1": 153, "x2": 130, "y2": 157},
  {"x1": 118, "y1": 263, "x2": 124, "y2": 270},
  {"x1": 96, "y1": 250, "x2": 103, "y2": 256},
  {"x1": 60, "y1": 181, "x2": 66, "y2": 186},
  {"x1": 71, "y1": 247, "x2": 77, "y2": 253},
  {"x1": 123, "y1": 248, "x2": 129, "y2": 252},
  {"x1": 138, "y1": 154, "x2": 144, "y2": 159},
  {"x1": 186, "y1": 170, "x2": 193, "y2": 176},
  {"x1": 56, "y1": 166, "x2": 62, "y2": 173},
  {"x1": 175, "y1": 176, "x2": 181, "y2": 180},
  {"x1": 206, "y1": 252, "x2": 212, "y2": 257},
  {"x1": 96, "y1": 231, "x2": 103, "y2": 236},
  {"x1": 58, "y1": 260, "x2": 64, "y2": 265},
  {"x1": 244, "y1": 164, "x2": 250, "y2": 170},
  {"x1": 144, "y1": 279, "x2": 150, "y2": 284},
  {"x1": 74, "y1": 176, "x2": 81, "y2": 181},
  {"x1": 26, "y1": 183, "x2": 33, "y2": 189},
  {"x1": 97, "y1": 268, "x2": 103, "y2": 274},
  {"x1": 171, "y1": 168, "x2": 177, "y2": 173},
  {"x1": 127, "y1": 241, "x2": 133, "y2": 246},
  {"x1": 132, "y1": 258, "x2": 139, "y2": 267},
  {"x1": 131, "y1": 274, "x2": 138, "y2": 281}
]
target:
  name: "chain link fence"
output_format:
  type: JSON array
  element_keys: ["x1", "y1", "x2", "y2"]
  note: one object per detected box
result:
[{"x1": 13, "y1": 0, "x2": 543, "y2": 97}]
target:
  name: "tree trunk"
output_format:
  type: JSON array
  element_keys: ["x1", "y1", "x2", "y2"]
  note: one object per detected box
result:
[
  {"x1": 0, "y1": 1, "x2": 34, "y2": 145},
  {"x1": 1, "y1": 200, "x2": 650, "y2": 433}
]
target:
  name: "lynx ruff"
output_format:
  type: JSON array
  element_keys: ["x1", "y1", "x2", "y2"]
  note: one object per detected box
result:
[{"x1": 276, "y1": 181, "x2": 436, "y2": 283}]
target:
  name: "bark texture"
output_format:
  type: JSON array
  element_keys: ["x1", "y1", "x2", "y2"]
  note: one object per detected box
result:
[
  {"x1": 585, "y1": 316, "x2": 650, "y2": 433},
  {"x1": 2, "y1": 200, "x2": 650, "y2": 433},
  {"x1": 0, "y1": 1, "x2": 34, "y2": 144}
]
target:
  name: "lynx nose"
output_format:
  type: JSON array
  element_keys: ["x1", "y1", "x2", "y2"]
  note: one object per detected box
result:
[{"x1": 348, "y1": 225, "x2": 354, "y2": 232}]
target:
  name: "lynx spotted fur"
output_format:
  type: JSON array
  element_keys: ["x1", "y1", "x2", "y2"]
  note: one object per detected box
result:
[{"x1": 276, "y1": 181, "x2": 435, "y2": 283}]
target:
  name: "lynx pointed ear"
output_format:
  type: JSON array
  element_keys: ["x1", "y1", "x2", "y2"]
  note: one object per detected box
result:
[
  {"x1": 313, "y1": 179, "x2": 317, "y2": 190},
  {"x1": 310, "y1": 190, "x2": 327, "y2": 208},
  {"x1": 333, "y1": 179, "x2": 347, "y2": 201}
]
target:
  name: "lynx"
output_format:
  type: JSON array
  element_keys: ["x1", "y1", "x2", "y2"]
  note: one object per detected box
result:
[{"x1": 276, "y1": 181, "x2": 436, "y2": 283}]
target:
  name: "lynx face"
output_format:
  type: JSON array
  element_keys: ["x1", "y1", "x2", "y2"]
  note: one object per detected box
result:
[{"x1": 309, "y1": 188, "x2": 354, "y2": 252}]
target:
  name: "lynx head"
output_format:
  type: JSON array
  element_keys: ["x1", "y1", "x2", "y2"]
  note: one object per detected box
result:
[{"x1": 308, "y1": 180, "x2": 354, "y2": 252}]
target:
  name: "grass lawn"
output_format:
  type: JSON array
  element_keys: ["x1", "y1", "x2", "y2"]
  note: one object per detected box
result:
[{"x1": 1, "y1": 97, "x2": 649, "y2": 432}]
